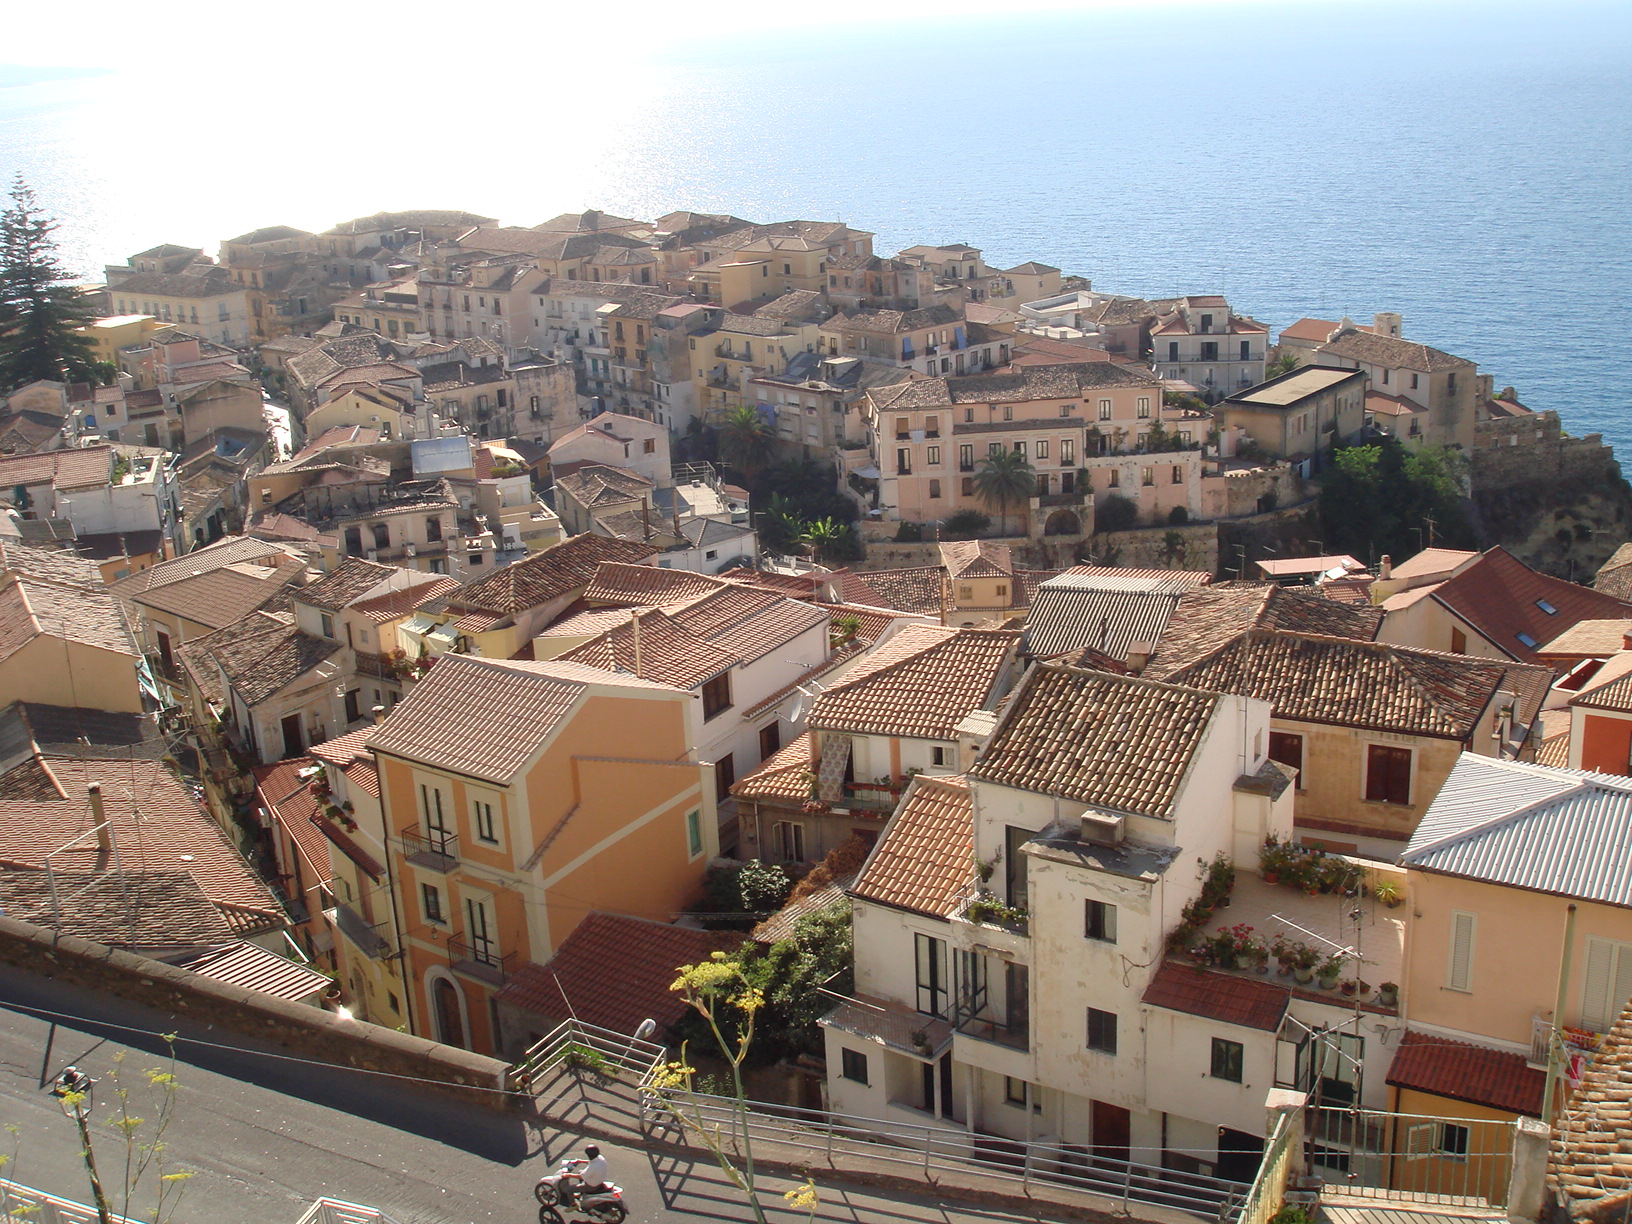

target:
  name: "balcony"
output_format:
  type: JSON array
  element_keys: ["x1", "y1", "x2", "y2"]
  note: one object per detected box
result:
[
  {"x1": 353, "y1": 650, "x2": 397, "y2": 679},
  {"x1": 331, "y1": 903, "x2": 394, "y2": 960},
  {"x1": 400, "y1": 823, "x2": 458, "y2": 872},
  {"x1": 955, "y1": 1013, "x2": 1029, "y2": 1051},
  {"x1": 448, "y1": 933, "x2": 515, "y2": 986}
]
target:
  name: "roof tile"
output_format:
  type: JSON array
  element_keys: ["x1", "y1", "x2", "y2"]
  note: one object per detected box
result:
[{"x1": 1387, "y1": 1029, "x2": 1543, "y2": 1115}]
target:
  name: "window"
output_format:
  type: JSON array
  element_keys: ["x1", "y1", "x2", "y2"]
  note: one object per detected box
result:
[
  {"x1": 965, "y1": 407, "x2": 975, "y2": 423},
  {"x1": 1172, "y1": 464, "x2": 1184, "y2": 484},
  {"x1": 1240, "y1": 340, "x2": 1251, "y2": 361},
  {"x1": 1107, "y1": 468, "x2": 1120, "y2": 488},
  {"x1": 897, "y1": 448, "x2": 911, "y2": 476},
  {"x1": 344, "y1": 688, "x2": 360, "y2": 723},
  {"x1": 1014, "y1": 441, "x2": 1026, "y2": 459},
  {"x1": 1447, "y1": 910, "x2": 1476, "y2": 992},
  {"x1": 895, "y1": 417, "x2": 910, "y2": 439},
  {"x1": 916, "y1": 933, "x2": 948, "y2": 1017},
  {"x1": 1005, "y1": 1077, "x2": 1029, "y2": 1107},
  {"x1": 1087, "y1": 1008, "x2": 1118, "y2": 1054},
  {"x1": 464, "y1": 896, "x2": 496, "y2": 963},
  {"x1": 1137, "y1": 396, "x2": 1151, "y2": 419},
  {"x1": 774, "y1": 820, "x2": 805, "y2": 861},
  {"x1": 959, "y1": 444, "x2": 974, "y2": 471},
  {"x1": 1211, "y1": 1038, "x2": 1244, "y2": 1083},
  {"x1": 1580, "y1": 937, "x2": 1632, "y2": 1031},
  {"x1": 1098, "y1": 399, "x2": 1112, "y2": 421},
  {"x1": 473, "y1": 799, "x2": 497, "y2": 844},
  {"x1": 841, "y1": 1048, "x2": 869, "y2": 1084},
  {"x1": 1036, "y1": 440, "x2": 1049, "y2": 460},
  {"x1": 1268, "y1": 732, "x2": 1304, "y2": 787},
  {"x1": 643, "y1": 438, "x2": 656, "y2": 454},
  {"x1": 421, "y1": 882, "x2": 445, "y2": 924},
  {"x1": 961, "y1": 478, "x2": 974, "y2": 497},
  {"x1": 686, "y1": 810, "x2": 703, "y2": 859},
  {"x1": 932, "y1": 746, "x2": 946, "y2": 766},
  {"x1": 702, "y1": 672, "x2": 732, "y2": 720},
  {"x1": 988, "y1": 442, "x2": 1002, "y2": 457},
  {"x1": 320, "y1": 613, "x2": 335, "y2": 639},
  {"x1": 1084, "y1": 899, "x2": 1117, "y2": 943},
  {"x1": 1365, "y1": 744, "x2": 1412, "y2": 804},
  {"x1": 1450, "y1": 627, "x2": 1467, "y2": 654},
  {"x1": 1061, "y1": 439, "x2": 1075, "y2": 464},
  {"x1": 1516, "y1": 632, "x2": 1539, "y2": 649},
  {"x1": 1436, "y1": 1124, "x2": 1470, "y2": 1161},
  {"x1": 1167, "y1": 342, "x2": 1179, "y2": 362},
  {"x1": 928, "y1": 479, "x2": 941, "y2": 499},
  {"x1": 1536, "y1": 599, "x2": 1558, "y2": 615},
  {"x1": 927, "y1": 445, "x2": 940, "y2": 465},
  {"x1": 1142, "y1": 466, "x2": 1155, "y2": 486},
  {"x1": 1002, "y1": 405, "x2": 1013, "y2": 421}
]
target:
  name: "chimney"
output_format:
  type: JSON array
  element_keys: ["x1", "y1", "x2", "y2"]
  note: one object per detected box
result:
[
  {"x1": 630, "y1": 611, "x2": 644, "y2": 677},
  {"x1": 372, "y1": 704, "x2": 386, "y2": 725},
  {"x1": 1125, "y1": 642, "x2": 1153, "y2": 675},
  {"x1": 1379, "y1": 554, "x2": 1392, "y2": 580},
  {"x1": 88, "y1": 784, "x2": 110, "y2": 854},
  {"x1": 1622, "y1": 630, "x2": 1632, "y2": 652}
]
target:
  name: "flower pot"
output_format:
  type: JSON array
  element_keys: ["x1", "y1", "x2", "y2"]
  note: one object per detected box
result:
[
  {"x1": 1318, "y1": 974, "x2": 1339, "y2": 991},
  {"x1": 1378, "y1": 986, "x2": 1399, "y2": 1008},
  {"x1": 1277, "y1": 961, "x2": 1295, "y2": 977},
  {"x1": 1233, "y1": 954, "x2": 1254, "y2": 971},
  {"x1": 1294, "y1": 968, "x2": 1314, "y2": 984},
  {"x1": 1263, "y1": 872, "x2": 1280, "y2": 886},
  {"x1": 1339, "y1": 982, "x2": 1357, "y2": 997}
]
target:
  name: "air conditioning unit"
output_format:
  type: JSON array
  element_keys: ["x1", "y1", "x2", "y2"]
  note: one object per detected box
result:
[{"x1": 1080, "y1": 811, "x2": 1125, "y2": 847}]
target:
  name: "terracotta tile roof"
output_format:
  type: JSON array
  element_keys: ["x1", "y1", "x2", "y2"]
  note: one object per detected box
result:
[
  {"x1": 718, "y1": 567, "x2": 821, "y2": 598},
  {"x1": 0, "y1": 540, "x2": 103, "y2": 587},
  {"x1": 176, "y1": 611, "x2": 286, "y2": 705},
  {"x1": 1142, "y1": 962, "x2": 1288, "y2": 1031},
  {"x1": 1535, "y1": 730, "x2": 1572, "y2": 768},
  {"x1": 0, "y1": 757, "x2": 283, "y2": 932},
  {"x1": 1574, "y1": 657, "x2": 1632, "y2": 714},
  {"x1": 1063, "y1": 565, "x2": 1213, "y2": 586},
  {"x1": 1389, "y1": 547, "x2": 1479, "y2": 581},
  {"x1": 0, "y1": 869, "x2": 234, "y2": 948},
  {"x1": 817, "y1": 602, "x2": 924, "y2": 645},
  {"x1": 349, "y1": 577, "x2": 461, "y2": 623},
  {"x1": 1278, "y1": 317, "x2": 1350, "y2": 344},
  {"x1": 582, "y1": 562, "x2": 724, "y2": 607},
  {"x1": 0, "y1": 574, "x2": 136, "y2": 664},
  {"x1": 972, "y1": 664, "x2": 1219, "y2": 816},
  {"x1": 292, "y1": 558, "x2": 396, "y2": 611},
  {"x1": 1165, "y1": 629, "x2": 1540, "y2": 740},
  {"x1": 0, "y1": 444, "x2": 113, "y2": 491},
  {"x1": 740, "y1": 647, "x2": 865, "y2": 720},
  {"x1": 668, "y1": 587, "x2": 827, "y2": 663},
  {"x1": 539, "y1": 605, "x2": 660, "y2": 640},
  {"x1": 1541, "y1": 619, "x2": 1632, "y2": 657},
  {"x1": 1431, "y1": 548, "x2": 1632, "y2": 666},
  {"x1": 731, "y1": 734, "x2": 816, "y2": 803},
  {"x1": 811, "y1": 625, "x2": 1018, "y2": 740},
  {"x1": 449, "y1": 534, "x2": 653, "y2": 617},
  {"x1": 1594, "y1": 543, "x2": 1632, "y2": 601},
  {"x1": 493, "y1": 913, "x2": 741, "y2": 1036},
  {"x1": 1387, "y1": 1030, "x2": 1543, "y2": 1116},
  {"x1": 839, "y1": 567, "x2": 946, "y2": 615},
  {"x1": 131, "y1": 558, "x2": 307, "y2": 630},
  {"x1": 555, "y1": 464, "x2": 654, "y2": 508},
  {"x1": 214, "y1": 622, "x2": 343, "y2": 707},
  {"x1": 939, "y1": 540, "x2": 1011, "y2": 580},
  {"x1": 1316, "y1": 326, "x2": 1475, "y2": 373},
  {"x1": 559, "y1": 608, "x2": 738, "y2": 689},
  {"x1": 109, "y1": 536, "x2": 292, "y2": 600},
  {"x1": 253, "y1": 757, "x2": 332, "y2": 887},
  {"x1": 367, "y1": 655, "x2": 673, "y2": 784},
  {"x1": 310, "y1": 725, "x2": 381, "y2": 798},
  {"x1": 851, "y1": 775, "x2": 973, "y2": 917},
  {"x1": 867, "y1": 360, "x2": 1159, "y2": 410},
  {"x1": 1549, "y1": 1004, "x2": 1632, "y2": 1216},
  {"x1": 1146, "y1": 583, "x2": 1382, "y2": 680}
]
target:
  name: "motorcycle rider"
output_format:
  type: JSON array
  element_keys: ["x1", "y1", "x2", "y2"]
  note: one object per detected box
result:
[{"x1": 562, "y1": 1144, "x2": 609, "y2": 1204}]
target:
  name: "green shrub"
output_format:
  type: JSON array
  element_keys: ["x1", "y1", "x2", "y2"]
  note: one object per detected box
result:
[
  {"x1": 1168, "y1": 505, "x2": 1190, "y2": 525},
  {"x1": 894, "y1": 521, "x2": 924, "y2": 543},
  {"x1": 943, "y1": 509, "x2": 991, "y2": 539},
  {"x1": 1094, "y1": 493, "x2": 1138, "y2": 534}
]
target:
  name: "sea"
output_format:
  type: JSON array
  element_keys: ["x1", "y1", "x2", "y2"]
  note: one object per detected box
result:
[{"x1": 1, "y1": 0, "x2": 1629, "y2": 449}]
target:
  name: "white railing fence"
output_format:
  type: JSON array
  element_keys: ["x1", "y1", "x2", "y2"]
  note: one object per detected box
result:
[
  {"x1": 0, "y1": 1176, "x2": 140, "y2": 1224},
  {"x1": 292, "y1": 1197, "x2": 411, "y2": 1224}
]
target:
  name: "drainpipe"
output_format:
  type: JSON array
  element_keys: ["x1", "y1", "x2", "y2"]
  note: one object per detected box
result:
[{"x1": 1542, "y1": 903, "x2": 1578, "y2": 1125}]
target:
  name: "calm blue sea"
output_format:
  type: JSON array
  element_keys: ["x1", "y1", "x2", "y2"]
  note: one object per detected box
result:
[{"x1": 2, "y1": 0, "x2": 1629, "y2": 448}]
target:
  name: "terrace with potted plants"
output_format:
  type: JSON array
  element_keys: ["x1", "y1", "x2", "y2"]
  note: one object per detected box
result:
[{"x1": 1165, "y1": 842, "x2": 1406, "y2": 1013}]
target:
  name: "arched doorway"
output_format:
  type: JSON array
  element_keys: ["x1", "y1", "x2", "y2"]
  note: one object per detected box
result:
[
  {"x1": 432, "y1": 975, "x2": 466, "y2": 1048},
  {"x1": 1043, "y1": 509, "x2": 1081, "y2": 536}
]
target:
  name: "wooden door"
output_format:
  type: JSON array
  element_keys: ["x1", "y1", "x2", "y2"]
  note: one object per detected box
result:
[{"x1": 1091, "y1": 1099, "x2": 1131, "y2": 1163}]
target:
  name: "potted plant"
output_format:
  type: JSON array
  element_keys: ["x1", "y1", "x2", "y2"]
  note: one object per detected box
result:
[
  {"x1": 1182, "y1": 898, "x2": 1214, "y2": 927},
  {"x1": 1317, "y1": 955, "x2": 1343, "y2": 990},
  {"x1": 1339, "y1": 978, "x2": 1358, "y2": 997},
  {"x1": 1271, "y1": 936, "x2": 1297, "y2": 977},
  {"x1": 910, "y1": 1028, "x2": 931, "y2": 1057},
  {"x1": 1378, "y1": 982, "x2": 1400, "y2": 1008},
  {"x1": 1260, "y1": 833, "x2": 1289, "y2": 885},
  {"x1": 1293, "y1": 944, "x2": 1320, "y2": 984},
  {"x1": 1201, "y1": 854, "x2": 1236, "y2": 907},
  {"x1": 1373, "y1": 879, "x2": 1404, "y2": 908}
]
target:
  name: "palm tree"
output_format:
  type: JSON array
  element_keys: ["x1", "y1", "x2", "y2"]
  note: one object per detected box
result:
[
  {"x1": 971, "y1": 447, "x2": 1036, "y2": 537},
  {"x1": 717, "y1": 403, "x2": 777, "y2": 486},
  {"x1": 799, "y1": 516, "x2": 850, "y2": 567}
]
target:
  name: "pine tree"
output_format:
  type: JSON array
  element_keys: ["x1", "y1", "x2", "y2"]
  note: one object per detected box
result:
[{"x1": 0, "y1": 177, "x2": 99, "y2": 393}]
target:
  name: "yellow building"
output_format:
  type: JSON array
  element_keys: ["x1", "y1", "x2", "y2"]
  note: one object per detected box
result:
[
  {"x1": 76, "y1": 314, "x2": 162, "y2": 365},
  {"x1": 367, "y1": 655, "x2": 717, "y2": 1054},
  {"x1": 1388, "y1": 755, "x2": 1632, "y2": 1194},
  {"x1": 0, "y1": 566, "x2": 144, "y2": 714}
]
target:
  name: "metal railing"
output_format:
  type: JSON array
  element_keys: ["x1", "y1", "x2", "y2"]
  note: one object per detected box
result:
[
  {"x1": 293, "y1": 1198, "x2": 411, "y2": 1224},
  {"x1": 640, "y1": 1088, "x2": 1248, "y2": 1221},
  {"x1": 0, "y1": 1177, "x2": 141, "y2": 1224},
  {"x1": 399, "y1": 823, "x2": 458, "y2": 871},
  {"x1": 448, "y1": 932, "x2": 516, "y2": 984},
  {"x1": 1236, "y1": 1108, "x2": 1296, "y2": 1224},
  {"x1": 514, "y1": 1017, "x2": 668, "y2": 1090},
  {"x1": 1308, "y1": 1106, "x2": 1518, "y2": 1205}
]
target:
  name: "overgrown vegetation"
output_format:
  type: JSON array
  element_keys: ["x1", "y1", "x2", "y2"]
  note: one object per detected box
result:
[
  {"x1": 942, "y1": 508, "x2": 991, "y2": 539},
  {"x1": 1318, "y1": 439, "x2": 1474, "y2": 562},
  {"x1": 749, "y1": 459, "x2": 862, "y2": 563},
  {"x1": 1094, "y1": 492, "x2": 1139, "y2": 534},
  {"x1": 703, "y1": 859, "x2": 793, "y2": 924}
]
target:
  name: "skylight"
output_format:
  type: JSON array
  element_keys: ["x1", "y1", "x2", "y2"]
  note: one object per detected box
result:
[
  {"x1": 1516, "y1": 632, "x2": 1539, "y2": 648},
  {"x1": 1536, "y1": 599, "x2": 1558, "y2": 615}
]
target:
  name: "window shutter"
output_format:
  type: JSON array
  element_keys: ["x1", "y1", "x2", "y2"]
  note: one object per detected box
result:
[
  {"x1": 1579, "y1": 938, "x2": 1632, "y2": 1032},
  {"x1": 1405, "y1": 1123, "x2": 1434, "y2": 1161},
  {"x1": 1448, "y1": 911, "x2": 1475, "y2": 992}
]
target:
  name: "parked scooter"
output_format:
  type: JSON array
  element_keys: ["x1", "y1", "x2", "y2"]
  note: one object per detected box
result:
[{"x1": 534, "y1": 1158, "x2": 628, "y2": 1224}]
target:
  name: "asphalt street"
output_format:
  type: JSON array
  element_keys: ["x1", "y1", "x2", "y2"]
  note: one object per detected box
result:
[{"x1": 0, "y1": 965, "x2": 1072, "y2": 1224}]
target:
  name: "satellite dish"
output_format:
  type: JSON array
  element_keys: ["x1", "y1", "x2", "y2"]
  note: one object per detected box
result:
[{"x1": 790, "y1": 696, "x2": 805, "y2": 723}]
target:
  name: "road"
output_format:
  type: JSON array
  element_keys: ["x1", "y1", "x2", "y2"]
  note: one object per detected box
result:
[{"x1": 0, "y1": 965, "x2": 1071, "y2": 1224}]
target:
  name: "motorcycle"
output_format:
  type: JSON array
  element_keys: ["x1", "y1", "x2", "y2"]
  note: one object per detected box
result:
[{"x1": 534, "y1": 1161, "x2": 627, "y2": 1224}]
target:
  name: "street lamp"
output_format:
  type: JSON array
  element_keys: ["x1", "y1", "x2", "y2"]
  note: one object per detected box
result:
[{"x1": 50, "y1": 1067, "x2": 114, "y2": 1224}]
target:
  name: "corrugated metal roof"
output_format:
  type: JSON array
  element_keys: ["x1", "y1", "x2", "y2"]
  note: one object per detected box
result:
[
  {"x1": 1021, "y1": 576, "x2": 1189, "y2": 659},
  {"x1": 177, "y1": 941, "x2": 331, "y2": 1003},
  {"x1": 1403, "y1": 755, "x2": 1632, "y2": 906}
]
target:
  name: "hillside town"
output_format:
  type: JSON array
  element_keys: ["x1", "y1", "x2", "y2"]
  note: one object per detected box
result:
[{"x1": 3, "y1": 203, "x2": 1632, "y2": 1224}]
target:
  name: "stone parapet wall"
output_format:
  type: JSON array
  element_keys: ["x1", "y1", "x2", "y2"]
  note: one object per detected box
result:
[{"x1": 1473, "y1": 411, "x2": 1617, "y2": 490}]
